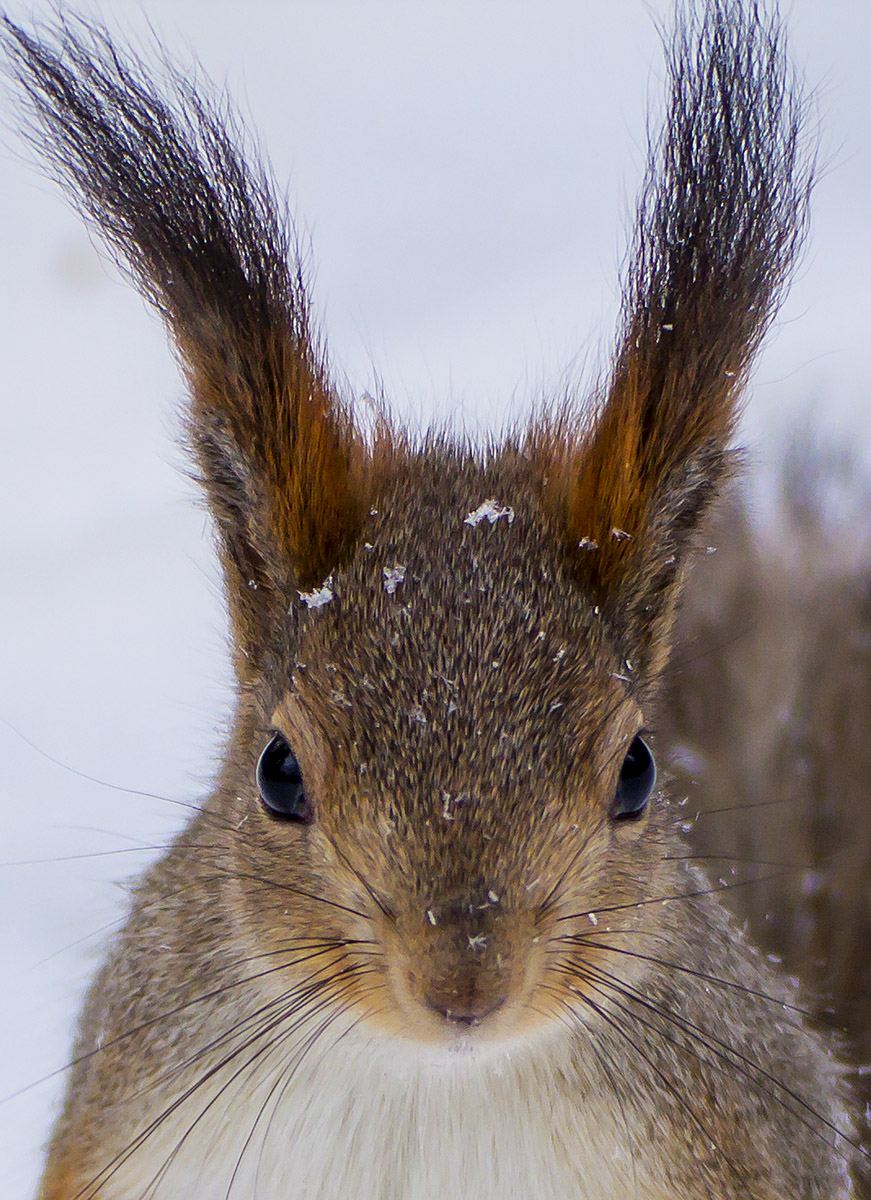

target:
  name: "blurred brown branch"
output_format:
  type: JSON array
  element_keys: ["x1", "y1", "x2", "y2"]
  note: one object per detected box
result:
[{"x1": 661, "y1": 443, "x2": 871, "y2": 1188}]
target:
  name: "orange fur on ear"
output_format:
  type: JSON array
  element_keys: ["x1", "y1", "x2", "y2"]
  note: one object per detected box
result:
[
  {"x1": 542, "y1": 340, "x2": 739, "y2": 599},
  {"x1": 181, "y1": 319, "x2": 373, "y2": 593}
]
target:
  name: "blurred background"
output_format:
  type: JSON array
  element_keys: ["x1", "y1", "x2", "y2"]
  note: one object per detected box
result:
[{"x1": 1, "y1": 1, "x2": 868, "y2": 1194}]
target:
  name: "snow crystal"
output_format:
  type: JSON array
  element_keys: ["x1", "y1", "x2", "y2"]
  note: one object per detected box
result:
[
  {"x1": 298, "y1": 580, "x2": 334, "y2": 609},
  {"x1": 578, "y1": 536, "x2": 599, "y2": 551},
  {"x1": 383, "y1": 564, "x2": 406, "y2": 594},
  {"x1": 441, "y1": 792, "x2": 470, "y2": 820},
  {"x1": 464, "y1": 499, "x2": 515, "y2": 527}
]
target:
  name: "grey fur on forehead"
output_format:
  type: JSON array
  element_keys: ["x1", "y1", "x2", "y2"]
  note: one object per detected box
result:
[{"x1": 289, "y1": 449, "x2": 624, "y2": 783}]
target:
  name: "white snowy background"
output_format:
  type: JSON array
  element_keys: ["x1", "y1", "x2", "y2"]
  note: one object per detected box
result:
[{"x1": 0, "y1": 1, "x2": 868, "y2": 1193}]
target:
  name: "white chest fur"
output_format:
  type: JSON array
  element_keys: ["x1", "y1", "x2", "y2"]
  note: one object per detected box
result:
[{"x1": 102, "y1": 1024, "x2": 671, "y2": 1200}]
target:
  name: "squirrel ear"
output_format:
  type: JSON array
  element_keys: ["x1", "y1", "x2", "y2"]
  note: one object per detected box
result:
[
  {"x1": 539, "y1": 1, "x2": 812, "y2": 679},
  {"x1": 3, "y1": 16, "x2": 375, "y2": 660}
]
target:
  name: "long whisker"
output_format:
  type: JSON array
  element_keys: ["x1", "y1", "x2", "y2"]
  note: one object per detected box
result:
[
  {"x1": 325, "y1": 836, "x2": 397, "y2": 926},
  {"x1": 662, "y1": 851, "x2": 812, "y2": 870},
  {"x1": 550, "y1": 932, "x2": 814, "y2": 1016},
  {"x1": 152, "y1": 976, "x2": 377, "y2": 1200},
  {"x1": 1, "y1": 842, "x2": 224, "y2": 867},
  {"x1": 539, "y1": 981, "x2": 739, "y2": 1199},
  {"x1": 557, "y1": 959, "x2": 860, "y2": 1160},
  {"x1": 1, "y1": 938, "x2": 370, "y2": 1106},
  {"x1": 253, "y1": 998, "x2": 391, "y2": 1199},
  {"x1": 525, "y1": 997, "x2": 639, "y2": 1200},
  {"x1": 552, "y1": 867, "x2": 794, "y2": 923},
  {"x1": 131, "y1": 946, "x2": 374, "y2": 1098},
  {"x1": 154, "y1": 972, "x2": 383, "y2": 1200},
  {"x1": 197, "y1": 869, "x2": 372, "y2": 921},
  {"x1": 693, "y1": 795, "x2": 795, "y2": 816},
  {"x1": 0, "y1": 713, "x2": 232, "y2": 829},
  {"x1": 77, "y1": 964, "x2": 377, "y2": 1199},
  {"x1": 231, "y1": 989, "x2": 384, "y2": 1200}
]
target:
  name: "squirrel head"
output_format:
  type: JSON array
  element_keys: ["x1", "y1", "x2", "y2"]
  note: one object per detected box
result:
[{"x1": 2, "y1": 0, "x2": 812, "y2": 1047}]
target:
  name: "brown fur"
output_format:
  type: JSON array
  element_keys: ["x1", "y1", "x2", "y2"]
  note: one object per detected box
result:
[
  {"x1": 2, "y1": 2, "x2": 861, "y2": 1198},
  {"x1": 536, "y1": 1, "x2": 811, "y2": 677},
  {"x1": 38, "y1": 1162, "x2": 88, "y2": 1200}
]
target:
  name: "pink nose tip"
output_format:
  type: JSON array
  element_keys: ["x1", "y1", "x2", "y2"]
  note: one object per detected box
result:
[{"x1": 425, "y1": 994, "x2": 506, "y2": 1027}]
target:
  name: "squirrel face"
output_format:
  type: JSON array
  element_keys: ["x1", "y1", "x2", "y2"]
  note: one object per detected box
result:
[{"x1": 230, "y1": 457, "x2": 665, "y2": 1049}]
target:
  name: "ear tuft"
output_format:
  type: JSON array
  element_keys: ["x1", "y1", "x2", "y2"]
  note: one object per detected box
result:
[
  {"x1": 2, "y1": 14, "x2": 384, "y2": 651},
  {"x1": 536, "y1": 0, "x2": 813, "y2": 674}
]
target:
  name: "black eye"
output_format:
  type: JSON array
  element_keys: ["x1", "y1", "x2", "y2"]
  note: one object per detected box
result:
[
  {"x1": 256, "y1": 733, "x2": 313, "y2": 822},
  {"x1": 611, "y1": 735, "x2": 656, "y2": 820}
]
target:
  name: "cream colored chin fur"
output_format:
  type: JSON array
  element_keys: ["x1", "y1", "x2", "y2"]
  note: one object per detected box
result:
[{"x1": 101, "y1": 1018, "x2": 666, "y2": 1200}]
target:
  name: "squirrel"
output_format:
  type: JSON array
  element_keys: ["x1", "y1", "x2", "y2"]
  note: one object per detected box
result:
[{"x1": 2, "y1": 2, "x2": 858, "y2": 1196}]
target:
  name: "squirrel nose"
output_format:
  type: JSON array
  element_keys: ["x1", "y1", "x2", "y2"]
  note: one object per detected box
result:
[
  {"x1": 424, "y1": 987, "x2": 507, "y2": 1027},
  {"x1": 415, "y1": 893, "x2": 514, "y2": 1028}
]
